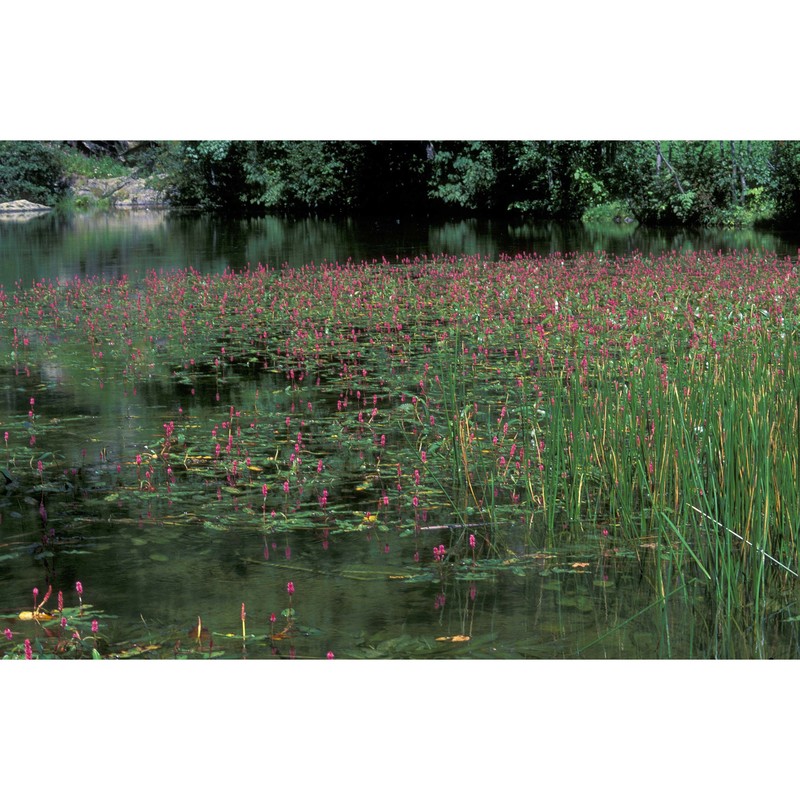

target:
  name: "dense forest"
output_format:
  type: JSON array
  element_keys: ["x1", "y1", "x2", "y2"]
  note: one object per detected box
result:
[{"x1": 3, "y1": 140, "x2": 800, "y2": 227}]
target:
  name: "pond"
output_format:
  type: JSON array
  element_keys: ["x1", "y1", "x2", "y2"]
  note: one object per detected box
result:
[
  {"x1": 2, "y1": 211, "x2": 800, "y2": 660},
  {"x1": 4, "y1": 209, "x2": 800, "y2": 283}
]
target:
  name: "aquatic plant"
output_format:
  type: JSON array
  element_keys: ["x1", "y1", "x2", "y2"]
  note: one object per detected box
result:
[{"x1": 2, "y1": 249, "x2": 800, "y2": 657}]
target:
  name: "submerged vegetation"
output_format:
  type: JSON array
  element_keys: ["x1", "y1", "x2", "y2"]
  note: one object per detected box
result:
[{"x1": 2, "y1": 249, "x2": 800, "y2": 658}]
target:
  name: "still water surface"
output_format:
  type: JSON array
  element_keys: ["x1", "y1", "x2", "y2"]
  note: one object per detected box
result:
[
  {"x1": 2, "y1": 211, "x2": 799, "y2": 659},
  {"x1": 3, "y1": 209, "x2": 800, "y2": 282}
]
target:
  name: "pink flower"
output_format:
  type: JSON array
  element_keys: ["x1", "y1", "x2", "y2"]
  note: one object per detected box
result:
[
  {"x1": 269, "y1": 612, "x2": 276, "y2": 624},
  {"x1": 24, "y1": 639, "x2": 32, "y2": 660},
  {"x1": 287, "y1": 581, "x2": 295, "y2": 596},
  {"x1": 326, "y1": 651, "x2": 335, "y2": 659},
  {"x1": 75, "y1": 581, "x2": 83, "y2": 596},
  {"x1": 469, "y1": 534, "x2": 476, "y2": 549},
  {"x1": 3, "y1": 628, "x2": 12, "y2": 640},
  {"x1": 91, "y1": 619, "x2": 99, "y2": 634}
]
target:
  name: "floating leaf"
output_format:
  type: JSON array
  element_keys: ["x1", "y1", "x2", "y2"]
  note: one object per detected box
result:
[
  {"x1": 112, "y1": 644, "x2": 163, "y2": 658},
  {"x1": 18, "y1": 610, "x2": 54, "y2": 621}
]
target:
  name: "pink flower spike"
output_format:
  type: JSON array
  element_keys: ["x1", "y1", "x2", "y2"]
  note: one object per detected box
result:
[
  {"x1": 91, "y1": 619, "x2": 99, "y2": 634},
  {"x1": 24, "y1": 639, "x2": 32, "y2": 660},
  {"x1": 75, "y1": 581, "x2": 83, "y2": 595},
  {"x1": 287, "y1": 581, "x2": 295, "y2": 596},
  {"x1": 3, "y1": 628, "x2": 12, "y2": 640},
  {"x1": 326, "y1": 651, "x2": 335, "y2": 659}
]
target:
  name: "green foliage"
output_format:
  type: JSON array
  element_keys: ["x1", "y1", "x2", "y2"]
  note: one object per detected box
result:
[
  {"x1": 427, "y1": 141, "x2": 499, "y2": 210},
  {"x1": 504, "y1": 141, "x2": 615, "y2": 219},
  {"x1": 580, "y1": 200, "x2": 635, "y2": 224},
  {"x1": 29, "y1": 138, "x2": 791, "y2": 227},
  {"x1": 157, "y1": 140, "x2": 254, "y2": 211},
  {"x1": 58, "y1": 146, "x2": 131, "y2": 179},
  {"x1": 0, "y1": 141, "x2": 67, "y2": 205},
  {"x1": 608, "y1": 141, "x2": 776, "y2": 226},
  {"x1": 156, "y1": 141, "x2": 368, "y2": 213},
  {"x1": 768, "y1": 141, "x2": 800, "y2": 222},
  {"x1": 244, "y1": 141, "x2": 364, "y2": 212}
]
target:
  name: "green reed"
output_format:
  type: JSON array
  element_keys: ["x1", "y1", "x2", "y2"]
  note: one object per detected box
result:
[{"x1": 421, "y1": 305, "x2": 798, "y2": 643}]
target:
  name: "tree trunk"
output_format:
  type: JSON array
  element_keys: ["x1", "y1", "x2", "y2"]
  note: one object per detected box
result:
[{"x1": 655, "y1": 141, "x2": 685, "y2": 194}]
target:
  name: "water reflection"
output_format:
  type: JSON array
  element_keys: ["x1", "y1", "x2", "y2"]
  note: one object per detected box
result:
[{"x1": 3, "y1": 210, "x2": 800, "y2": 285}]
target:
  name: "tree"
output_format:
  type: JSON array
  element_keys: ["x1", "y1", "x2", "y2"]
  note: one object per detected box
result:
[
  {"x1": 0, "y1": 141, "x2": 67, "y2": 205},
  {"x1": 768, "y1": 141, "x2": 800, "y2": 223}
]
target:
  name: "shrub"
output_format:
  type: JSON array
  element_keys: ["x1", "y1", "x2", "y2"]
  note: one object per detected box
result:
[{"x1": 0, "y1": 141, "x2": 67, "y2": 205}]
